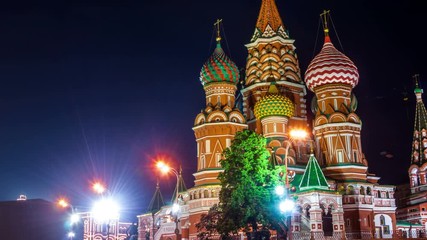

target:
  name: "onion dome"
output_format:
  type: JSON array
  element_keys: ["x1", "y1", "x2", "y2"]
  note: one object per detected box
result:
[
  {"x1": 254, "y1": 84, "x2": 295, "y2": 120},
  {"x1": 200, "y1": 42, "x2": 240, "y2": 86},
  {"x1": 305, "y1": 35, "x2": 359, "y2": 92}
]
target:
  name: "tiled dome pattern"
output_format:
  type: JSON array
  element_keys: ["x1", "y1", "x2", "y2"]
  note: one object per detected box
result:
[
  {"x1": 254, "y1": 92, "x2": 295, "y2": 119},
  {"x1": 200, "y1": 43, "x2": 240, "y2": 86},
  {"x1": 305, "y1": 36, "x2": 359, "y2": 92}
]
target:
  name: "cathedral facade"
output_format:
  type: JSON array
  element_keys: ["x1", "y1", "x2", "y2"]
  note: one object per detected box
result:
[{"x1": 138, "y1": 0, "x2": 397, "y2": 239}]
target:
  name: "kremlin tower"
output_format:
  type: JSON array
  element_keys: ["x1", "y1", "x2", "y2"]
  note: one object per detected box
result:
[
  {"x1": 304, "y1": 11, "x2": 365, "y2": 181},
  {"x1": 396, "y1": 75, "x2": 427, "y2": 236}
]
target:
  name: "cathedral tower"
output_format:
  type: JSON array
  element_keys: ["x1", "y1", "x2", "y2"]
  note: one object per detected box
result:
[
  {"x1": 305, "y1": 11, "x2": 366, "y2": 182},
  {"x1": 188, "y1": 21, "x2": 247, "y2": 238},
  {"x1": 241, "y1": 0, "x2": 308, "y2": 139},
  {"x1": 193, "y1": 21, "x2": 247, "y2": 186},
  {"x1": 408, "y1": 74, "x2": 427, "y2": 189}
]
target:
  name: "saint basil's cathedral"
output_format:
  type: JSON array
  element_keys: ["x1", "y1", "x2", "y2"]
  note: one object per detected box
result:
[{"x1": 135, "y1": 0, "x2": 422, "y2": 239}]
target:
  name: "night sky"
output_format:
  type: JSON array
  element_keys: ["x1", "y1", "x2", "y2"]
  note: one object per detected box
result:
[{"x1": 0, "y1": 0, "x2": 426, "y2": 220}]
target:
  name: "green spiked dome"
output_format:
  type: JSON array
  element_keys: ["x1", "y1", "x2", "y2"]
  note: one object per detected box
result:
[
  {"x1": 200, "y1": 43, "x2": 240, "y2": 86},
  {"x1": 254, "y1": 84, "x2": 295, "y2": 120}
]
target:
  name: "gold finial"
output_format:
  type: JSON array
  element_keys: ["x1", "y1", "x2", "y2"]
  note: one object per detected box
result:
[
  {"x1": 320, "y1": 10, "x2": 330, "y2": 36},
  {"x1": 310, "y1": 141, "x2": 314, "y2": 154},
  {"x1": 214, "y1": 19, "x2": 223, "y2": 42}
]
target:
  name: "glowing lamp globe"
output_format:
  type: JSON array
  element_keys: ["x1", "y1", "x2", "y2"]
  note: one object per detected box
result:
[
  {"x1": 279, "y1": 199, "x2": 295, "y2": 213},
  {"x1": 92, "y1": 198, "x2": 120, "y2": 222}
]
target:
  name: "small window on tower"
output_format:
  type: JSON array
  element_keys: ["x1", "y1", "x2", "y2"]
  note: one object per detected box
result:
[
  {"x1": 423, "y1": 129, "x2": 427, "y2": 137},
  {"x1": 337, "y1": 150, "x2": 344, "y2": 163},
  {"x1": 353, "y1": 151, "x2": 358, "y2": 163},
  {"x1": 216, "y1": 153, "x2": 221, "y2": 167}
]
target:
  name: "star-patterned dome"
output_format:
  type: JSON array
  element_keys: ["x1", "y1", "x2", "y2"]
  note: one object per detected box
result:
[
  {"x1": 254, "y1": 84, "x2": 295, "y2": 120},
  {"x1": 305, "y1": 36, "x2": 359, "y2": 92},
  {"x1": 200, "y1": 43, "x2": 240, "y2": 86}
]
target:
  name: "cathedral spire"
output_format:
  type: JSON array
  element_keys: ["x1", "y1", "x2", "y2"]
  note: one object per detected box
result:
[
  {"x1": 299, "y1": 154, "x2": 329, "y2": 192},
  {"x1": 251, "y1": 0, "x2": 288, "y2": 41},
  {"x1": 414, "y1": 74, "x2": 423, "y2": 102},
  {"x1": 147, "y1": 179, "x2": 165, "y2": 213},
  {"x1": 411, "y1": 74, "x2": 427, "y2": 165},
  {"x1": 256, "y1": 0, "x2": 284, "y2": 32}
]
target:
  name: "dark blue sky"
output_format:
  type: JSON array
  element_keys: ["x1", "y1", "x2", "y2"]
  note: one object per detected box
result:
[{"x1": 0, "y1": 0, "x2": 425, "y2": 219}]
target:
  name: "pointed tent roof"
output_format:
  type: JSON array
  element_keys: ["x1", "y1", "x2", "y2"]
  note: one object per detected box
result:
[
  {"x1": 251, "y1": 0, "x2": 288, "y2": 41},
  {"x1": 299, "y1": 154, "x2": 329, "y2": 191},
  {"x1": 411, "y1": 74, "x2": 427, "y2": 165},
  {"x1": 256, "y1": 0, "x2": 284, "y2": 32},
  {"x1": 171, "y1": 167, "x2": 188, "y2": 203},
  {"x1": 147, "y1": 180, "x2": 165, "y2": 213}
]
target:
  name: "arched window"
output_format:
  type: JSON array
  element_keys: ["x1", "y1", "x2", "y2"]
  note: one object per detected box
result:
[
  {"x1": 204, "y1": 190, "x2": 209, "y2": 198},
  {"x1": 380, "y1": 215, "x2": 385, "y2": 225},
  {"x1": 322, "y1": 205, "x2": 333, "y2": 236},
  {"x1": 367, "y1": 187, "x2": 372, "y2": 195},
  {"x1": 346, "y1": 185, "x2": 355, "y2": 195},
  {"x1": 360, "y1": 186, "x2": 365, "y2": 195}
]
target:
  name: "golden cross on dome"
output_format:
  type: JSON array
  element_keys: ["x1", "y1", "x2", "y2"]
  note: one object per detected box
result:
[
  {"x1": 320, "y1": 10, "x2": 330, "y2": 36},
  {"x1": 214, "y1": 19, "x2": 223, "y2": 42}
]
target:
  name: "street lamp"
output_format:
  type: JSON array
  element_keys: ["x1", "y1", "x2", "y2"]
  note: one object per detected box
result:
[
  {"x1": 68, "y1": 231, "x2": 75, "y2": 240},
  {"x1": 91, "y1": 182, "x2": 119, "y2": 240},
  {"x1": 92, "y1": 198, "x2": 120, "y2": 240},
  {"x1": 57, "y1": 198, "x2": 80, "y2": 239},
  {"x1": 275, "y1": 186, "x2": 295, "y2": 240},
  {"x1": 283, "y1": 129, "x2": 309, "y2": 188},
  {"x1": 92, "y1": 182, "x2": 107, "y2": 195},
  {"x1": 156, "y1": 161, "x2": 181, "y2": 240}
]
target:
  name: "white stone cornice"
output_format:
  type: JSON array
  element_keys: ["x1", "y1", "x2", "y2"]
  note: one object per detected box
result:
[
  {"x1": 245, "y1": 36, "x2": 295, "y2": 48},
  {"x1": 192, "y1": 122, "x2": 248, "y2": 131},
  {"x1": 241, "y1": 81, "x2": 307, "y2": 95},
  {"x1": 313, "y1": 122, "x2": 362, "y2": 131},
  {"x1": 193, "y1": 169, "x2": 223, "y2": 177}
]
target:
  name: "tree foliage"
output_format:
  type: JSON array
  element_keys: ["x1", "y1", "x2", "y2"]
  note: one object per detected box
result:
[
  {"x1": 196, "y1": 204, "x2": 221, "y2": 240},
  {"x1": 198, "y1": 130, "x2": 285, "y2": 239}
]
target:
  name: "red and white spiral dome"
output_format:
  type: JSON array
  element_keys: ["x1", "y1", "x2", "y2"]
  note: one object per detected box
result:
[{"x1": 305, "y1": 36, "x2": 359, "y2": 92}]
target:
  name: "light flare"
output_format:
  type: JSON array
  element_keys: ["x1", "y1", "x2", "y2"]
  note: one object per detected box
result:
[
  {"x1": 92, "y1": 182, "x2": 106, "y2": 194},
  {"x1": 289, "y1": 129, "x2": 308, "y2": 140}
]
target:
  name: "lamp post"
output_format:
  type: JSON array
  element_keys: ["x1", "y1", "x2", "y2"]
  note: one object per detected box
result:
[
  {"x1": 91, "y1": 182, "x2": 120, "y2": 240},
  {"x1": 68, "y1": 231, "x2": 75, "y2": 240},
  {"x1": 57, "y1": 198, "x2": 81, "y2": 239},
  {"x1": 274, "y1": 185, "x2": 295, "y2": 240},
  {"x1": 283, "y1": 129, "x2": 309, "y2": 188},
  {"x1": 156, "y1": 161, "x2": 180, "y2": 240},
  {"x1": 275, "y1": 129, "x2": 309, "y2": 239}
]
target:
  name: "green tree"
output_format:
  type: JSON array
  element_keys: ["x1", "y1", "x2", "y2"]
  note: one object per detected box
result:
[
  {"x1": 211, "y1": 130, "x2": 285, "y2": 239},
  {"x1": 196, "y1": 204, "x2": 221, "y2": 240}
]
